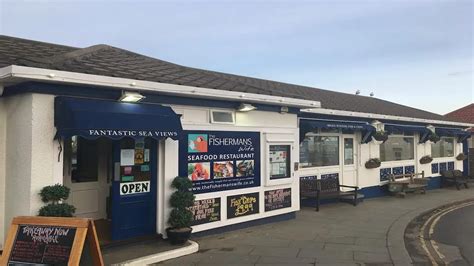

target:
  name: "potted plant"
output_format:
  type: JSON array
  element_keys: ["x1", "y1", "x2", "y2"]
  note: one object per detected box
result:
[
  {"x1": 456, "y1": 153, "x2": 467, "y2": 160},
  {"x1": 38, "y1": 184, "x2": 76, "y2": 217},
  {"x1": 372, "y1": 131, "x2": 388, "y2": 143},
  {"x1": 428, "y1": 133, "x2": 440, "y2": 143},
  {"x1": 419, "y1": 155, "x2": 433, "y2": 164},
  {"x1": 365, "y1": 158, "x2": 381, "y2": 169},
  {"x1": 166, "y1": 176, "x2": 195, "y2": 245}
]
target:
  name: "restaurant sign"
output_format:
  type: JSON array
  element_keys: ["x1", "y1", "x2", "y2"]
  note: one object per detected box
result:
[
  {"x1": 179, "y1": 131, "x2": 260, "y2": 194},
  {"x1": 264, "y1": 188, "x2": 292, "y2": 212},
  {"x1": 188, "y1": 198, "x2": 221, "y2": 226},
  {"x1": 227, "y1": 192, "x2": 259, "y2": 219}
]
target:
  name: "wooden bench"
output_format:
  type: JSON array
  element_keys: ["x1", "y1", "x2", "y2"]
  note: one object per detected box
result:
[
  {"x1": 300, "y1": 177, "x2": 359, "y2": 212},
  {"x1": 441, "y1": 170, "x2": 469, "y2": 190},
  {"x1": 388, "y1": 171, "x2": 428, "y2": 197}
]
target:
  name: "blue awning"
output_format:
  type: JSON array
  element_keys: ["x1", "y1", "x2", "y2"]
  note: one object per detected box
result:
[
  {"x1": 435, "y1": 127, "x2": 471, "y2": 142},
  {"x1": 54, "y1": 97, "x2": 182, "y2": 140},
  {"x1": 384, "y1": 124, "x2": 432, "y2": 143},
  {"x1": 299, "y1": 119, "x2": 375, "y2": 144}
]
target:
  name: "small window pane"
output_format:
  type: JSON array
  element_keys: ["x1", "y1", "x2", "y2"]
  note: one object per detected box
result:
[
  {"x1": 380, "y1": 137, "x2": 414, "y2": 162},
  {"x1": 211, "y1": 111, "x2": 234, "y2": 123},
  {"x1": 269, "y1": 145, "x2": 291, "y2": 179},
  {"x1": 300, "y1": 136, "x2": 340, "y2": 167},
  {"x1": 70, "y1": 136, "x2": 99, "y2": 183},
  {"x1": 344, "y1": 138, "x2": 354, "y2": 165},
  {"x1": 431, "y1": 137, "x2": 454, "y2": 158}
]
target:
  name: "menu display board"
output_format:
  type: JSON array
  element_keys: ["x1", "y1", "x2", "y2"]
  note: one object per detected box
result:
[
  {"x1": 0, "y1": 217, "x2": 103, "y2": 266},
  {"x1": 269, "y1": 145, "x2": 291, "y2": 179},
  {"x1": 179, "y1": 131, "x2": 260, "y2": 194},
  {"x1": 227, "y1": 192, "x2": 259, "y2": 219},
  {"x1": 188, "y1": 198, "x2": 221, "y2": 226},
  {"x1": 8, "y1": 225, "x2": 76, "y2": 265},
  {"x1": 264, "y1": 188, "x2": 292, "y2": 212}
]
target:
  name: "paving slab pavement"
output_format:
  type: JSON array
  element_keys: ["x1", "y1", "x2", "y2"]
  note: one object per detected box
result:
[{"x1": 156, "y1": 188, "x2": 473, "y2": 265}]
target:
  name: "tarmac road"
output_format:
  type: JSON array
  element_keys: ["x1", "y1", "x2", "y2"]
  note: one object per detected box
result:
[{"x1": 431, "y1": 204, "x2": 474, "y2": 265}]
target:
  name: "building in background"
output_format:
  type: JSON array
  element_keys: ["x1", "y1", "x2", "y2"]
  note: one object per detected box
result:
[
  {"x1": 0, "y1": 35, "x2": 472, "y2": 249},
  {"x1": 445, "y1": 104, "x2": 474, "y2": 174}
]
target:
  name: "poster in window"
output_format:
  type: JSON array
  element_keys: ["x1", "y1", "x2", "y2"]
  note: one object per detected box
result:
[
  {"x1": 264, "y1": 188, "x2": 291, "y2": 212},
  {"x1": 227, "y1": 192, "x2": 259, "y2": 219},
  {"x1": 188, "y1": 198, "x2": 221, "y2": 226},
  {"x1": 269, "y1": 145, "x2": 291, "y2": 179},
  {"x1": 179, "y1": 131, "x2": 260, "y2": 194}
]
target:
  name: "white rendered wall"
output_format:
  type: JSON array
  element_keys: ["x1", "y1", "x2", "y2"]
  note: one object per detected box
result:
[
  {"x1": 159, "y1": 106, "x2": 299, "y2": 235},
  {"x1": 0, "y1": 98, "x2": 6, "y2": 249},
  {"x1": 2, "y1": 93, "x2": 62, "y2": 247}
]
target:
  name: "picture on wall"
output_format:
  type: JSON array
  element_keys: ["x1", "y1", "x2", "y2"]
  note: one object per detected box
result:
[
  {"x1": 179, "y1": 131, "x2": 261, "y2": 194},
  {"x1": 236, "y1": 160, "x2": 254, "y2": 177},
  {"x1": 188, "y1": 134, "x2": 208, "y2": 153},
  {"x1": 213, "y1": 161, "x2": 234, "y2": 178},
  {"x1": 188, "y1": 162, "x2": 211, "y2": 181}
]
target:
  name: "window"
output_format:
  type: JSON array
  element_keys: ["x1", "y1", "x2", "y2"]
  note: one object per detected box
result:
[
  {"x1": 344, "y1": 138, "x2": 354, "y2": 165},
  {"x1": 431, "y1": 137, "x2": 454, "y2": 158},
  {"x1": 380, "y1": 136, "x2": 414, "y2": 162},
  {"x1": 210, "y1": 110, "x2": 235, "y2": 124},
  {"x1": 300, "y1": 136, "x2": 339, "y2": 167},
  {"x1": 269, "y1": 145, "x2": 291, "y2": 179},
  {"x1": 69, "y1": 136, "x2": 99, "y2": 183}
]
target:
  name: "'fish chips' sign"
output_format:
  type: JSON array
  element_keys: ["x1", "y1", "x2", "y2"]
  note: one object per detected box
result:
[
  {"x1": 227, "y1": 192, "x2": 259, "y2": 219},
  {"x1": 188, "y1": 198, "x2": 221, "y2": 226}
]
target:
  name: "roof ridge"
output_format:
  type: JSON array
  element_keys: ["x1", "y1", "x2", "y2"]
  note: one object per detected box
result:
[{"x1": 0, "y1": 34, "x2": 78, "y2": 50}]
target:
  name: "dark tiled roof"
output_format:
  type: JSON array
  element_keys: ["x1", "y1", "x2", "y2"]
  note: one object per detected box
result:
[
  {"x1": 445, "y1": 104, "x2": 474, "y2": 124},
  {"x1": 0, "y1": 35, "x2": 453, "y2": 122}
]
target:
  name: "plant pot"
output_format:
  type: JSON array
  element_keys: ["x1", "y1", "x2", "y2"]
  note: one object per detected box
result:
[
  {"x1": 419, "y1": 156, "x2": 433, "y2": 164},
  {"x1": 166, "y1": 227, "x2": 192, "y2": 245}
]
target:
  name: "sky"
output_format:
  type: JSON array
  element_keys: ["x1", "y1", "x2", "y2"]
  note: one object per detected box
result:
[{"x1": 0, "y1": 0, "x2": 472, "y2": 115}]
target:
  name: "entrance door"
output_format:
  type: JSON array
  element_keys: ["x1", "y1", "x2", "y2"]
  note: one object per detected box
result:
[
  {"x1": 111, "y1": 138, "x2": 157, "y2": 240},
  {"x1": 64, "y1": 137, "x2": 111, "y2": 220},
  {"x1": 341, "y1": 137, "x2": 358, "y2": 187}
]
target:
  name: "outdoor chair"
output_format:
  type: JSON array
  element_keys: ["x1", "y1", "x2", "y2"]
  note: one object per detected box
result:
[
  {"x1": 300, "y1": 177, "x2": 358, "y2": 212},
  {"x1": 441, "y1": 170, "x2": 469, "y2": 190}
]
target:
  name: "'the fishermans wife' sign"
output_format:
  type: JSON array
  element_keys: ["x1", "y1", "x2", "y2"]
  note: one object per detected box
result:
[
  {"x1": 0, "y1": 216, "x2": 103, "y2": 266},
  {"x1": 179, "y1": 131, "x2": 261, "y2": 194}
]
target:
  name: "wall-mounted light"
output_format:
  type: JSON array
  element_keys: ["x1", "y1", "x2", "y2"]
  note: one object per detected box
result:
[
  {"x1": 118, "y1": 91, "x2": 145, "y2": 102},
  {"x1": 237, "y1": 103, "x2": 256, "y2": 112}
]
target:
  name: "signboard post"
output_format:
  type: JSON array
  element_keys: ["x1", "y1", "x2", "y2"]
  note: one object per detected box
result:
[{"x1": 0, "y1": 216, "x2": 103, "y2": 266}]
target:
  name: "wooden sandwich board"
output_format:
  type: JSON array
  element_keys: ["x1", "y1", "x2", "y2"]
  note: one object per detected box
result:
[{"x1": 0, "y1": 216, "x2": 104, "y2": 266}]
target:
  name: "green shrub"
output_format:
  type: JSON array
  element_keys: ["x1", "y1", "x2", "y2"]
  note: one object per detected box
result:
[
  {"x1": 168, "y1": 176, "x2": 195, "y2": 229},
  {"x1": 39, "y1": 184, "x2": 70, "y2": 203},
  {"x1": 38, "y1": 184, "x2": 76, "y2": 217},
  {"x1": 39, "y1": 203, "x2": 76, "y2": 217}
]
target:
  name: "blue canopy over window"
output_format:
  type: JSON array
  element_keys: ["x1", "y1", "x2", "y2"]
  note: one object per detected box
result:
[
  {"x1": 384, "y1": 124, "x2": 432, "y2": 143},
  {"x1": 299, "y1": 119, "x2": 375, "y2": 144},
  {"x1": 54, "y1": 97, "x2": 182, "y2": 140},
  {"x1": 435, "y1": 127, "x2": 471, "y2": 142}
]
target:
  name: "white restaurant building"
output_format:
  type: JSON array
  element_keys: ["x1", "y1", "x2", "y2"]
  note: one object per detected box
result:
[{"x1": 0, "y1": 35, "x2": 472, "y2": 248}]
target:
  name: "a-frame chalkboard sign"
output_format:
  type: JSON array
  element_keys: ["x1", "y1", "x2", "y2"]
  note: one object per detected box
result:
[{"x1": 0, "y1": 216, "x2": 104, "y2": 266}]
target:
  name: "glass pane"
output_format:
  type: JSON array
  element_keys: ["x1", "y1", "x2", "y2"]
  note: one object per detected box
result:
[
  {"x1": 269, "y1": 145, "x2": 291, "y2": 179},
  {"x1": 432, "y1": 137, "x2": 454, "y2": 158},
  {"x1": 71, "y1": 136, "x2": 99, "y2": 183},
  {"x1": 120, "y1": 138, "x2": 152, "y2": 183},
  {"x1": 300, "y1": 136, "x2": 339, "y2": 167},
  {"x1": 344, "y1": 138, "x2": 354, "y2": 165},
  {"x1": 212, "y1": 111, "x2": 234, "y2": 123},
  {"x1": 380, "y1": 137, "x2": 414, "y2": 162}
]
